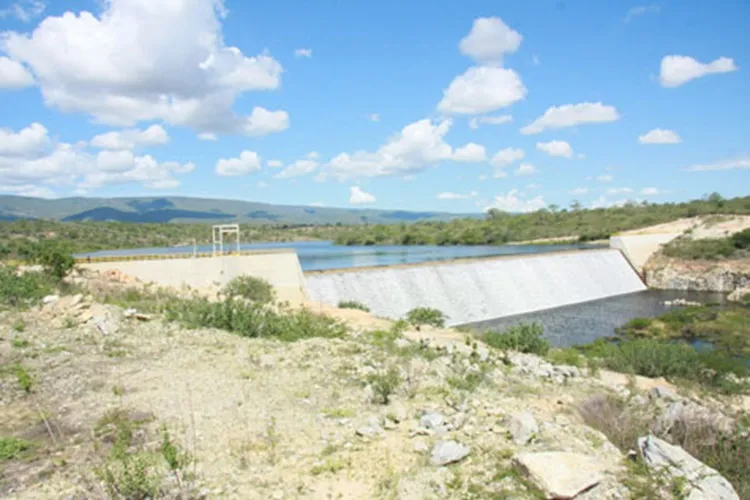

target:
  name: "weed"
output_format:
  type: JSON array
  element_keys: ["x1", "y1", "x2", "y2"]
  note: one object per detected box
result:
[
  {"x1": 368, "y1": 367, "x2": 402, "y2": 405},
  {"x1": 577, "y1": 394, "x2": 651, "y2": 452},
  {"x1": 15, "y1": 363, "x2": 34, "y2": 393},
  {"x1": 264, "y1": 417, "x2": 280, "y2": 465},
  {"x1": 406, "y1": 307, "x2": 446, "y2": 328},
  {"x1": 12, "y1": 319, "x2": 25, "y2": 332},
  {"x1": 223, "y1": 275, "x2": 276, "y2": 304},
  {"x1": 160, "y1": 426, "x2": 193, "y2": 491},
  {"x1": 310, "y1": 457, "x2": 348, "y2": 475},
  {"x1": 112, "y1": 385, "x2": 125, "y2": 397},
  {"x1": 546, "y1": 348, "x2": 585, "y2": 367},
  {"x1": 99, "y1": 452, "x2": 161, "y2": 500},
  {"x1": 11, "y1": 337, "x2": 30, "y2": 349},
  {"x1": 338, "y1": 300, "x2": 370, "y2": 312},
  {"x1": 323, "y1": 408, "x2": 355, "y2": 418},
  {"x1": 0, "y1": 266, "x2": 53, "y2": 308},
  {"x1": 483, "y1": 323, "x2": 550, "y2": 356},
  {"x1": 0, "y1": 437, "x2": 33, "y2": 461},
  {"x1": 63, "y1": 316, "x2": 77, "y2": 329}
]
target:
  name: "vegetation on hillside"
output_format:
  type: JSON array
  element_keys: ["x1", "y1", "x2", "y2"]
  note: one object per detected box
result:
[
  {"x1": 333, "y1": 194, "x2": 750, "y2": 246},
  {"x1": 662, "y1": 228, "x2": 750, "y2": 260}
]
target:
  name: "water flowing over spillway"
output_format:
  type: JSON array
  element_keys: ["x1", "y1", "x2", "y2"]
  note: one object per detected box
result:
[{"x1": 305, "y1": 249, "x2": 646, "y2": 326}]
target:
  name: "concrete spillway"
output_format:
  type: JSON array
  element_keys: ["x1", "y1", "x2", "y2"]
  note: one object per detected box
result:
[{"x1": 305, "y1": 249, "x2": 646, "y2": 326}]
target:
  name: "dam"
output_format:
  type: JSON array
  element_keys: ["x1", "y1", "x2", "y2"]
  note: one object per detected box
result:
[{"x1": 304, "y1": 248, "x2": 646, "y2": 326}]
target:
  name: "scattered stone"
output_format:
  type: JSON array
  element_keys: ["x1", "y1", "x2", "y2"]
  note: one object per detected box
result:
[
  {"x1": 429, "y1": 440, "x2": 471, "y2": 466},
  {"x1": 514, "y1": 451, "x2": 606, "y2": 500},
  {"x1": 650, "y1": 386, "x2": 678, "y2": 401},
  {"x1": 259, "y1": 354, "x2": 276, "y2": 368},
  {"x1": 655, "y1": 401, "x2": 733, "y2": 436},
  {"x1": 504, "y1": 411, "x2": 539, "y2": 445},
  {"x1": 386, "y1": 404, "x2": 407, "y2": 423},
  {"x1": 394, "y1": 338, "x2": 411, "y2": 349},
  {"x1": 413, "y1": 439, "x2": 429, "y2": 453},
  {"x1": 42, "y1": 295, "x2": 60, "y2": 305},
  {"x1": 638, "y1": 435, "x2": 739, "y2": 500},
  {"x1": 727, "y1": 287, "x2": 750, "y2": 303},
  {"x1": 419, "y1": 411, "x2": 445, "y2": 431},
  {"x1": 355, "y1": 425, "x2": 383, "y2": 439}
]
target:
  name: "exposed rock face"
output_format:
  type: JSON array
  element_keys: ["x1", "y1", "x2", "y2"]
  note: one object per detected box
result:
[
  {"x1": 638, "y1": 435, "x2": 739, "y2": 500},
  {"x1": 644, "y1": 255, "x2": 750, "y2": 292},
  {"x1": 504, "y1": 411, "x2": 539, "y2": 445},
  {"x1": 514, "y1": 451, "x2": 607, "y2": 499},
  {"x1": 728, "y1": 287, "x2": 750, "y2": 302},
  {"x1": 429, "y1": 440, "x2": 470, "y2": 466}
]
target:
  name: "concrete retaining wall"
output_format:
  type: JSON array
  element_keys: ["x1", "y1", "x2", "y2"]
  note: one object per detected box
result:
[
  {"x1": 80, "y1": 250, "x2": 307, "y2": 304},
  {"x1": 610, "y1": 233, "x2": 680, "y2": 272},
  {"x1": 305, "y1": 249, "x2": 646, "y2": 326}
]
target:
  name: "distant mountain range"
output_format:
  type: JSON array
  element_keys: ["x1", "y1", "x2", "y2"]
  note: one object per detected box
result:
[{"x1": 0, "y1": 195, "x2": 480, "y2": 225}]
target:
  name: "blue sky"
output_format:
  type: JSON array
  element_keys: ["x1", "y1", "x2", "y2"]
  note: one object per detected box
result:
[{"x1": 0, "y1": 0, "x2": 747, "y2": 212}]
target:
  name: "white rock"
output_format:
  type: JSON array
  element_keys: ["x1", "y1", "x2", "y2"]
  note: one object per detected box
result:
[
  {"x1": 638, "y1": 435, "x2": 739, "y2": 500},
  {"x1": 387, "y1": 404, "x2": 408, "y2": 423},
  {"x1": 429, "y1": 440, "x2": 471, "y2": 466},
  {"x1": 504, "y1": 411, "x2": 539, "y2": 445},
  {"x1": 419, "y1": 411, "x2": 445, "y2": 430},
  {"x1": 413, "y1": 439, "x2": 429, "y2": 453},
  {"x1": 514, "y1": 451, "x2": 606, "y2": 499},
  {"x1": 42, "y1": 294, "x2": 60, "y2": 304}
]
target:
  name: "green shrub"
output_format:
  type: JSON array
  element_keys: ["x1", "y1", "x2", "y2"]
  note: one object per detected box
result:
[
  {"x1": 15, "y1": 363, "x2": 34, "y2": 394},
  {"x1": 406, "y1": 307, "x2": 446, "y2": 328},
  {"x1": 338, "y1": 300, "x2": 370, "y2": 312},
  {"x1": 546, "y1": 348, "x2": 585, "y2": 367},
  {"x1": 164, "y1": 297, "x2": 346, "y2": 342},
  {"x1": 37, "y1": 247, "x2": 75, "y2": 281},
  {"x1": 367, "y1": 367, "x2": 402, "y2": 405},
  {"x1": 731, "y1": 228, "x2": 750, "y2": 249},
  {"x1": 662, "y1": 237, "x2": 737, "y2": 260},
  {"x1": 483, "y1": 323, "x2": 550, "y2": 356},
  {"x1": 223, "y1": 275, "x2": 276, "y2": 303},
  {"x1": 0, "y1": 266, "x2": 53, "y2": 308},
  {"x1": 0, "y1": 437, "x2": 32, "y2": 461}
]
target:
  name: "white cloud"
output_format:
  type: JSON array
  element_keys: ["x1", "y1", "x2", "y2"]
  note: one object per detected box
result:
[
  {"x1": 453, "y1": 143, "x2": 487, "y2": 162},
  {"x1": 349, "y1": 186, "x2": 375, "y2": 205},
  {"x1": 525, "y1": 183, "x2": 541, "y2": 190},
  {"x1": 515, "y1": 163, "x2": 537, "y2": 176},
  {"x1": 536, "y1": 140, "x2": 573, "y2": 158},
  {"x1": 532, "y1": 55, "x2": 541, "y2": 66},
  {"x1": 437, "y1": 191, "x2": 478, "y2": 200},
  {"x1": 2, "y1": 0, "x2": 288, "y2": 137},
  {"x1": 493, "y1": 171, "x2": 508, "y2": 179},
  {"x1": 328, "y1": 118, "x2": 459, "y2": 178},
  {"x1": 638, "y1": 128, "x2": 682, "y2": 145},
  {"x1": 90, "y1": 125, "x2": 169, "y2": 150},
  {"x1": 0, "y1": 56, "x2": 34, "y2": 89},
  {"x1": 490, "y1": 147, "x2": 524, "y2": 167},
  {"x1": 590, "y1": 196, "x2": 633, "y2": 209},
  {"x1": 306, "y1": 151, "x2": 320, "y2": 160},
  {"x1": 625, "y1": 4, "x2": 660, "y2": 22},
  {"x1": 276, "y1": 159, "x2": 319, "y2": 179},
  {"x1": 256, "y1": 181, "x2": 268, "y2": 189},
  {"x1": 687, "y1": 156, "x2": 750, "y2": 172},
  {"x1": 0, "y1": 122, "x2": 50, "y2": 157},
  {"x1": 607, "y1": 187, "x2": 634, "y2": 195},
  {"x1": 81, "y1": 155, "x2": 194, "y2": 190},
  {"x1": 485, "y1": 189, "x2": 545, "y2": 213},
  {"x1": 368, "y1": 113, "x2": 380, "y2": 122},
  {"x1": 570, "y1": 187, "x2": 589, "y2": 195},
  {"x1": 521, "y1": 102, "x2": 620, "y2": 135},
  {"x1": 596, "y1": 175, "x2": 614, "y2": 183},
  {"x1": 458, "y1": 17, "x2": 522, "y2": 64},
  {"x1": 0, "y1": 183, "x2": 55, "y2": 198},
  {"x1": 478, "y1": 175, "x2": 488, "y2": 181},
  {"x1": 660, "y1": 55, "x2": 737, "y2": 88},
  {"x1": 640, "y1": 187, "x2": 663, "y2": 196},
  {"x1": 294, "y1": 48, "x2": 312, "y2": 58},
  {"x1": 438, "y1": 66, "x2": 526, "y2": 115},
  {"x1": 0, "y1": 0, "x2": 45, "y2": 22},
  {"x1": 215, "y1": 151, "x2": 262, "y2": 176},
  {"x1": 468, "y1": 114, "x2": 512, "y2": 129},
  {"x1": 267, "y1": 159, "x2": 283, "y2": 168}
]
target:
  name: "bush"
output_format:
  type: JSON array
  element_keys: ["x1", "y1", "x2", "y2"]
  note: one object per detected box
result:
[
  {"x1": 406, "y1": 307, "x2": 446, "y2": 328},
  {"x1": 0, "y1": 437, "x2": 32, "y2": 461},
  {"x1": 662, "y1": 237, "x2": 736, "y2": 260},
  {"x1": 546, "y1": 348, "x2": 585, "y2": 367},
  {"x1": 483, "y1": 323, "x2": 550, "y2": 356},
  {"x1": 0, "y1": 266, "x2": 53, "y2": 308},
  {"x1": 37, "y1": 247, "x2": 75, "y2": 281},
  {"x1": 223, "y1": 275, "x2": 276, "y2": 303},
  {"x1": 338, "y1": 300, "x2": 370, "y2": 312},
  {"x1": 731, "y1": 228, "x2": 750, "y2": 249},
  {"x1": 367, "y1": 367, "x2": 402, "y2": 405},
  {"x1": 163, "y1": 297, "x2": 346, "y2": 342}
]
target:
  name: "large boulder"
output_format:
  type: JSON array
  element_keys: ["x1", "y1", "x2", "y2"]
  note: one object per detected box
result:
[
  {"x1": 429, "y1": 440, "x2": 470, "y2": 466},
  {"x1": 638, "y1": 435, "x2": 738, "y2": 500},
  {"x1": 514, "y1": 451, "x2": 606, "y2": 499},
  {"x1": 504, "y1": 410, "x2": 539, "y2": 445}
]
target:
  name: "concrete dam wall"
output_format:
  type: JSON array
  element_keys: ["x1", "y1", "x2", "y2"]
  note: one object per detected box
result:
[{"x1": 305, "y1": 249, "x2": 646, "y2": 326}]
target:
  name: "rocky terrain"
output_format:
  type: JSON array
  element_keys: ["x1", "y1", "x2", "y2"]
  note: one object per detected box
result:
[
  {"x1": 645, "y1": 254, "x2": 750, "y2": 293},
  {"x1": 1, "y1": 273, "x2": 748, "y2": 499}
]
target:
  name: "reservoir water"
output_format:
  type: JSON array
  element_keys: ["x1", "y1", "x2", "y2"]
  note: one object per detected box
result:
[{"x1": 77, "y1": 240, "x2": 605, "y2": 272}]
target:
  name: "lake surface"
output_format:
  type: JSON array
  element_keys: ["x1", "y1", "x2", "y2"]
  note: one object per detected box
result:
[
  {"x1": 76, "y1": 240, "x2": 605, "y2": 272},
  {"x1": 465, "y1": 290, "x2": 727, "y2": 348}
]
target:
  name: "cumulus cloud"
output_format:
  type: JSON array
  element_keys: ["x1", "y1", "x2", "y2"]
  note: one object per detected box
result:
[
  {"x1": 596, "y1": 175, "x2": 614, "y2": 183},
  {"x1": 638, "y1": 128, "x2": 682, "y2": 144},
  {"x1": 0, "y1": 183, "x2": 55, "y2": 198},
  {"x1": 267, "y1": 159, "x2": 283, "y2": 168},
  {"x1": 438, "y1": 66, "x2": 526, "y2": 115},
  {"x1": 515, "y1": 163, "x2": 537, "y2": 176},
  {"x1": 625, "y1": 4, "x2": 660, "y2": 23},
  {"x1": 490, "y1": 147, "x2": 524, "y2": 167},
  {"x1": 453, "y1": 143, "x2": 486, "y2": 162},
  {"x1": 590, "y1": 196, "x2": 634, "y2": 209},
  {"x1": 90, "y1": 125, "x2": 169, "y2": 150},
  {"x1": 81, "y1": 155, "x2": 194, "y2": 190},
  {"x1": 521, "y1": 102, "x2": 620, "y2": 135},
  {"x1": 1, "y1": 0, "x2": 288, "y2": 137},
  {"x1": 468, "y1": 114, "x2": 512, "y2": 129},
  {"x1": 607, "y1": 187, "x2": 634, "y2": 195},
  {"x1": 458, "y1": 17, "x2": 522, "y2": 65},
  {"x1": 294, "y1": 48, "x2": 312, "y2": 58},
  {"x1": 640, "y1": 187, "x2": 663, "y2": 196},
  {"x1": 0, "y1": 56, "x2": 34, "y2": 89},
  {"x1": 349, "y1": 186, "x2": 375, "y2": 205},
  {"x1": 276, "y1": 159, "x2": 319, "y2": 179},
  {"x1": 484, "y1": 189, "x2": 545, "y2": 213},
  {"x1": 536, "y1": 140, "x2": 573, "y2": 158},
  {"x1": 570, "y1": 187, "x2": 589, "y2": 195},
  {"x1": 0, "y1": 0, "x2": 45, "y2": 22},
  {"x1": 368, "y1": 113, "x2": 380, "y2": 122},
  {"x1": 215, "y1": 151, "x2": 262, "y2": 176},
  {"x1": 0, "y1": 122, "x2": 50, "y2": 157},
  {"x1": 660, "y1": 55, "x2": 737, "y2": 88},
  {"x1": 437, "y1": 191, "x2": 478, "y2": 200},
  {"x1": 328, "y1": 118, "x2": 465, "y2": 179},
  {"x1": 687, "y1": 156, "x2": 750, "y2": 172}
]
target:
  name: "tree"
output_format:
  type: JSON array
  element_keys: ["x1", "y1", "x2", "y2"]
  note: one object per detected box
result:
[{"x1": 569, "y1": 200, "x2": 583, "y2": 212}]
